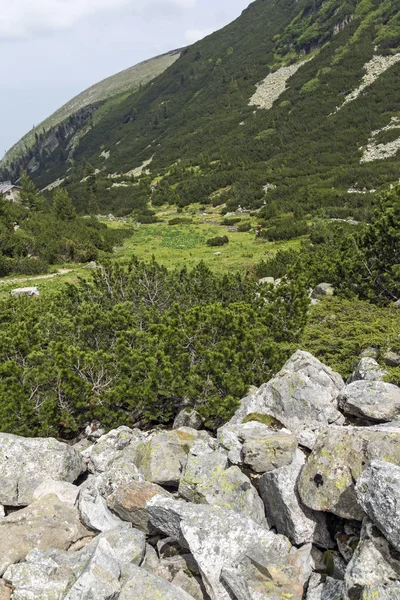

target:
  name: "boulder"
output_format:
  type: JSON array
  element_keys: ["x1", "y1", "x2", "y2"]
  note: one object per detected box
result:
[
  {"x1": 298, "y1": 425, "x2": 400, "y2": 519},
  {"x1": 306, "y1": 574, "x2": 344, "y2": 600},
  {"x1": 119, "y1": 564, "x2": 196, "y2": 599},
  {"x1": 78, "y1": 486, "x2": 129, "y2": 532},
  {"x1": 32, "y1": 479, "x2": 81, "y2": 505},
  {"x1": 135, "y1": 428, "x2": 212, "y2": 487},
  {"x1": 312, "y1": 283, "x2": 334, "y2": 297},
  {"x1": 241, "y1": 427, "x2": 297, "y2": 472},
  {"x1": 0, "y1": 433, "x2": 85, "y2": 506},
  {"x1": 0, "y1": 582, "x2": 11, "y2": 600},
  {"x1": 107, "y1": 481, "x2": 173, "y2": 534},
  {"x1": 172, "y1": 570, "x2": 207, "y2": 600},
  {"x1": 356, "y1": 460, "x2": 400, "y2": 551},
  {"x1": 338, "y1": 381, "x2": 400, "y2": 422},
  {"x1": 259, "y1": 450, "x2": 333, "y2": 547},
  {"x1": 359, "y1": 584, "x2": 400, "y2": 599},
  {"x1": 393, "y1": 300, "x2": 400, "y2": 310},
  {"x1": 344, "y1": 519, "x2": 400, "y2": 598},
  {"x1": 147, "y1": 496, "x2": 311, "y2": 600},
  {"x1": 228, "y1": 351, "x2": 344, "y2": 448},
  {"x1": 179, "y1": 448, "x2": 267, "y2": 525},
  {"x1": 173, "y1": 409, "x2": 204, "y2": 430},
  {"x1": 11, "y1": 287, "x2": 39, "y2": 297},
  {"x1": 383, "y1": 351, "x2": 400, "y2": 367},
  {"x1": 4, "y1": 527, "x2": 146, "y2": 599},
  {"x1": 0, "y1": 495, "x2": 93, "y2": 576},
  {"x1": 88, "y1": 426, "x2": 143, "y2": 474},
  {"x1": 347, "y1": 357, "x2": 386, "y2": 384}
]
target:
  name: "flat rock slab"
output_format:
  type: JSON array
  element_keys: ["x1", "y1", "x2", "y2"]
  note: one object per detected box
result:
[
  {"x1": 228, "y1": 350, "x2": 344, "y2": 448},
  {"x1": 0, "y1": 495, "x2": 93, "y2": 576},
  {"x1": 356, "y1": 460, "x2": 400, "y2": 551},
  {"x1": 338, "y1": 381, "x2": 400, "y2": 422},
  {"x1": 0, "y1": 433, "x2": 85, "y2": 506},
  {"x1": 299, "y1": 426, "x2": 400, "y2": 519}
]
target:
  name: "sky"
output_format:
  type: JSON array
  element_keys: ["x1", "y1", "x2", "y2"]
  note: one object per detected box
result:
[{"x1": 1, "y1": 0, "x2": 251, "y2": 156}]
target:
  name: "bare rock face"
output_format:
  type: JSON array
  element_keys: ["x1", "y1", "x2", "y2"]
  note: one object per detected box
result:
[
  {"x1": 259, "y1": 450, "x2": 333, "y2": 548},
  {"x1": 0, "y1": 495, "x2": 93, "y2": 576},
  {"x1": 338, "y1": 381, "x2": 400, "y2": 422},
  {"x1": 298, "y1": 426, "x2": 400, "y2": 519},
  {"x1": 147, "y1": 496, "x2": 312, "y2": 600},
  {"x1": 356, "y1": 460, "x2": 400, "y2": 552},
  {"x1": 107, "y1": 481, "x2": 173, "y2": 534},
  {"x1": 0, "y1": 433, "x2": 86, "y2": 506},
  {"x1": 228, "y1": 351, "x2": 345, "y2": 448}
]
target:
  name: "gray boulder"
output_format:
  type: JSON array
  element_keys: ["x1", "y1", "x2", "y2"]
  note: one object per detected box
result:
[
  {"x1": 228, "y1": 351, "x2": 345, "y2": 448},
  {"x1": 88, "y1": 426, "x2": 143, "y2": 474},
  {"x1": 0, "y1": 495, "x2": 93, "y2": 576},
  {"x1": 173, "y1": 409, "x2": 204, "y2": 430},
  {"x1": 241, "y1": 427, "x2": 297, "y2": 472},
  {"x1": 312, "y1": 283, "x2": 334, "y2": 297},
  {"x1": 298, "y1": 425, "x2": 400, "y2": 519},
  {"x1": 338, "y1": 381, "x2": 400, "y2": 422},
  {"x1": 107, "y1": 481, "x2": 173, "y2": 534},
  {"x1": 135, "y1": 428, "x2": 213, "y2": 487},
  {"x1": 179, "y1": 447, "x2": 267, "y2": 526},
  {"x1": 356, "y1": 460, "x2": 400, "y2": 551},
  {"x1": 383, "y1": 351, "x2": 400, "y2": 367},
  {"x1": 347, "y1": 357, "x2": 386, "y2": 384},
  {"x1": 306, "y1": 574, "x2": 344, "y2": 600},
  {"x1": 344, "y1": 519, "x2": 400, "y2": 599},
  {"x1": 147, "y1": 496, "x2": 311, "y2": 600},
  {"x1": 259, "y1": 450, "x2": 333, "y2": 547},
  {"x1": 78, "y1": 486, "x2": 129, "y2": 532},
  {"x1": 32, "y1": 479, "x2": 81, "y2": 505},
  {"x1": 119, "y1": 565, "x2": 196, "y2": 600},
  {"x1": 0, "y1": 433, "x2": 85, "y2": 506}
]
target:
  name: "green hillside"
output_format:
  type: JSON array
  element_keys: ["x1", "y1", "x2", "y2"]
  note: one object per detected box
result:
[{"x1": 1, "y1": 49, "x2": 181, "y2": 168}]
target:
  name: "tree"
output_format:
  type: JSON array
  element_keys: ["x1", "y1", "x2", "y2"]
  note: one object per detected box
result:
[
  {"x1": 53, "y1": 188, "x2": 76, "y2": 221},
  {"x1": 19, "y1": 171, "x2": 44, "y2": 212}
]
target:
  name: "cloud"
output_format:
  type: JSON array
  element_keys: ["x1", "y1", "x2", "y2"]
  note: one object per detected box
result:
[
  {"x1": 184, "y1": 27, "x2": 214, "y2": 44},
  {"x1": 0, "y1": 0, "x2": 196, "y2": 40}
]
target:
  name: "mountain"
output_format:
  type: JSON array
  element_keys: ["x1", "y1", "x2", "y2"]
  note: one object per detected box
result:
[
  {"x1": 2, "y1": 0, "x2": 400, "y2": 219},
  {"x1": 1, "y1": 49, "x2": 181, "y2": 169}
]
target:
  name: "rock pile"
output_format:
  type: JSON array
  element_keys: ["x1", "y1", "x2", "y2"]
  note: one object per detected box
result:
[{"x1": 0, "y1": 350, "x2": 399, "y2": 599}]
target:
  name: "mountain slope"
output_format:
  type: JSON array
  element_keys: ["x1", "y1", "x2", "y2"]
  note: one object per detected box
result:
[
  {"x1": 3, "y1": 0, "x2": 400, "y2": 219},
  {"x1": 2, "y1": 49, "x2": 181, "y2": 167}
]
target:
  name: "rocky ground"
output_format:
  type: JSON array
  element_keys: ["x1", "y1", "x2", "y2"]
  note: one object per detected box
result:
[{"x1": 0, "y1": 350, "x2": 400, "y2": 599}]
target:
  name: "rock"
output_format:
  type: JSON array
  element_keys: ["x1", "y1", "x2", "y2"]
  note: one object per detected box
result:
[
  {"x1": 0, "y1": 507, "x2": 4, "y2": 519},
  {"x1": 0, "y1": 433, "x2": 85, "y2": 506},
  {"x1": 220, "y1": 542, "x2": 312, "y2": 600},
  {"x1": 0, "y1": 582, "x2": 11, "y2": 600},
  {"x1": 217, "y1": 418, "x2": 285, "y2": 464},
  {"x1": 393, "y1": 300, "x2": 400, "y2": 309},
  {"x1": 173, "y1": 409, "x2": 204, "y2": 430},
  {"x1": 259, "y1": 450, "x2": 333, "y2": 547},
  {"x1": 241, "y1": 427, "x2": 297, "y2": 472},
  {"x1": 32, "y1": 478, "x2": 81, "y2": 505},
  {"x1": 383, "y1": 351, "x2": 400, "y2": 367},
  {"x1": 135, "y1": 428, "x2": 212, "y2": 487},
  {"x1": 306, "y1": 574, "x2": 344, "y2": 599},
  {"x1": 84, "y1": 422, "x2": 105, "y2": 441},
  {"x1": 347, "y1": 357, "x2": 386, "y2": 384},
  {"x1": 88, "y1": 426, "x2": 142, "y2": 474},
  {"x1": 258, "y1": 277, "x2": 275, "y2": 285},
  {"x1": 172, "y1": 570, "x2": 207, "y2": 600},
  {"x1": 107, "y1": 481, "x2": 173, "y2": 534},
  {"x1": 143, "y1": 543, "x2": 160, "y2": 572},
  {"x1": 4, "y1": 527, "x2": 146, "y2": 599},
  {"x1": 228, "y1": 350, "x2": 345, "y2": 448},
  {"x1": 360, "y1": 584, "x2": 400, "y2": 599},
  {"x1": 345, "y1": 518, "x2": 400, "y2": 598},
  {"x1": 360, "y1": 347, "x2": 379, "y2": 359},
  {"x1": 179, "y1": 448, "x2": 267, "y2": 525},
  {"x1": 11, "y1": 287, "x2": 40, "y2": 297},
  {"x1": 147, "y1": 496, "x2": 311, "y2": 600},
  {"x1": 119, "y1": 564, "x2": 196, "y2": 599},
  {"x1": 312, "y1": 283, "x2": 335, "y2": 297},
  {"x1": 78, "y1": 486, "x2": 129, "y2": 532},
  {"x1": 338, "y1": 381, "x2": 400, "y2": 422},
  {"x1": 356, "y1": 460, "x2": 400, "y2": 551},
  {"x1": 298, "y1": 425, "x2": 400, "y2": 519},
  {"x1": 0, "y1": 495, "x2": 93, "y2": 576}
]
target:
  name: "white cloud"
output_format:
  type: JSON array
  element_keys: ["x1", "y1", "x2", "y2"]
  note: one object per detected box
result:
[
  {"x1": 184, "y1": 27, "x2": 214, "y2": 44},
  {"x1": 0, "y1": 0, "x2": 196, "y2": 40}
]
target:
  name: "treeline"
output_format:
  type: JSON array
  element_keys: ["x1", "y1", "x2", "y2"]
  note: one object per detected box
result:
[
  {"x1": 0, "y1": 258, "x2": 309, "y2": 438},
  {"x1": 0, "y1": 173, "x2": 130, "y2": 276}
]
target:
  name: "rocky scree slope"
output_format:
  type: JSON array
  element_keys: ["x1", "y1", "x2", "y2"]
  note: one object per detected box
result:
[{"x1": 0, "y1": 350, "x2": 400, "y2": 598}]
